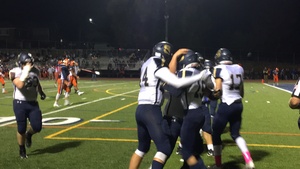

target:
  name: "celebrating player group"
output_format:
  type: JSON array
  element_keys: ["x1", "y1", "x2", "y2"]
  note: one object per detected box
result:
[{"x1": 129, "y1": 41, "x2": 255, "y2": 169}]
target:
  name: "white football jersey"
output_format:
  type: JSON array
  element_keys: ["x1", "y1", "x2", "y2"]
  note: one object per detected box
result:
[
  {"x1": 213, "y1": 64, "x2": 243, "y2": 105},
  {"x1": 9, "y1": 67, "x2": 40, "y2": 101},
  {"x1": 138, "y1": 56, "x2": 165, "y2": 105},
  {"x1": 138, "y1": 55, "x2": 210, "y2": 105},
  {"x1": 291, "y1": 79, "x2": 300, "y2": 98},
  {"x1": 178, "y1": 67, "x2": 212, "y2": 110}
]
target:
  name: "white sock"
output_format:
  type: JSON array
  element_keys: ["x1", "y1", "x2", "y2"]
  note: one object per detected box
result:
[
  {"x1": 235, "y1": 136, "x2": 249, "y2": 153},
  {"x1": 207, "y1": 144, "x2": 214, "y2": 150},
  {"x1": 55, "y1": 93, "x2": 60, "y2": 101}
]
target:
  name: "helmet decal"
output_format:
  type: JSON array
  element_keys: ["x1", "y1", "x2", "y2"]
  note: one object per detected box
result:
[{"x1": 163, "y1": 44, "x2": 171, "y2": 56}]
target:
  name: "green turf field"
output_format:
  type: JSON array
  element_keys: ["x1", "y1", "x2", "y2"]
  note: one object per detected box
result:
[{"x1": 0, "y1": 79, "x2": 299, "y2": 169}]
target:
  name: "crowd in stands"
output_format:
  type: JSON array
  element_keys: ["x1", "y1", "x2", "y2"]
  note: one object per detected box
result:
[
  {"x1": 0, "y1": 48, "x2": 149, "y2": 78},
  {"x1": 1, "y1": 48, "x2": 300, "y2": 80}
]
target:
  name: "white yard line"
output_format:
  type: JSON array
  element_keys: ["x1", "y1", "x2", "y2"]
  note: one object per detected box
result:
[
  {"x1": 0, "y1": 89, "x2": 139, "y2": 127},
  {"x1": 263, "y1": 83, "x2": 292, "y2": 94}
]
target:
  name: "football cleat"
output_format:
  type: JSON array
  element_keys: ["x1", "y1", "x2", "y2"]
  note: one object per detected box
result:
[
  {"x1": 19, "y1": 149, "x2": 28, "y2": 159},
  {"x1": 245, "y1": 161, "x2": 255, "y2": 169},
  {"x1": 176, "y1": 145, "x2": 182, "y2": 155},
  {"x1": 25, "y1": 132, "x2": 32, "y2": 148},
  {"x1": 77, "y1": 91, "x2": 84, "y2": 96},
  {"x1": 207, "y1": 149, "x2": 214, "y2": 156},
  {"x1": 64, "y1": 100, "x2": 70, "y2": 106},
  {"x1": 207, "y1": 164, "x2": 222, "y2": 169},
  {"x1": 53, "y1": 103, "x2": 60, "y2": 107}
]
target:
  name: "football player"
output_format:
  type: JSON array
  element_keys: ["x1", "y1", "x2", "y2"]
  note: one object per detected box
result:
[
  {"x1": 209, "y1": 48, "x2": 255, "y2": 169},
  {"x1": 0, "y1": 66, "x2": 7, "y2": 93},
  {"x1": 272, "y1": 67, "x2": 279, "y2": 86},
  {"x1": 129, "y1": 42, "x2": 208, "y2": 169},
  {"x1": 53, "y1": 58, "x2": 71, "y2": 107},
  {"x1": 54, "y1": 58, "x2": 63, "y2": 87},
  {"x1": 9, "y1": 52, "x2": 46, "y2": 159},
  {"x1": 168, "y1": 49, "x2": 214, "y2": 169},
  {"x1": 69, "y1": 59, "x2": 84, "y2": 95},
  {"x1": 288, "y1": 79, "x2": 300, "y2": 129},
  {"x1": 203, "y1": 60, "x2": 218, "y2": 118}
]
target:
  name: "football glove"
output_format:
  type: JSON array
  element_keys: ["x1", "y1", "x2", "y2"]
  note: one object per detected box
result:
[
  {"x1": 20, "y1": 63, "x2": 33, "y2": 81},
  {"x1": 40, "y1": 91, "x2": 46, "y2": 100}
]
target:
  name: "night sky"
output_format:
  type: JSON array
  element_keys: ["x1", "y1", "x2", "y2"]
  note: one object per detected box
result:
[{"x1": 1, "y1": 0, "x2": 300, "y2": 56}]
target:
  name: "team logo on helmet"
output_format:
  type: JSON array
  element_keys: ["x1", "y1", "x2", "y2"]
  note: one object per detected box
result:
[
  {"x1": 163, "y1": 44, "x2": 171, "y2": 56},
  {"x1": 214, "y1": 48, "x2": 233, "y2": 65},
  {"x1": 177, "y1": 50, "x2": 203, "y2": 70},
  {"x1": 179, "y1": 55, "x2": 185, "y2": 62},
  {"x1": 215, "y1": 49, "x2": 222, "y2": 59}
]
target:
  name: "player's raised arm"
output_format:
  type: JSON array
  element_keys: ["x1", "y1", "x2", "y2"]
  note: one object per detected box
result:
[
  {"x1": 156, "y1": 65, "x2": 207, "y2": 89},
  {"x1": 168, "y1": 48, "x2": 189, "y2": 74}
]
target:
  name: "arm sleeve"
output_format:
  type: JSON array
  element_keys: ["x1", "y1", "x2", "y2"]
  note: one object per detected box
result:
[{"x1": 155, "y1": 67, "x2": 204, "y2": 88}]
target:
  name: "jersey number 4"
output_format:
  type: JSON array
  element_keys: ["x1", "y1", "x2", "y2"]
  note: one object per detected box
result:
[{"x1": 141, "y1": 68, "x2": 149, "y2": 86}]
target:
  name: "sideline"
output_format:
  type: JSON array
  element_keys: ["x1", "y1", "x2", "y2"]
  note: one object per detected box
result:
[{"x1": 263, "y1": 83, "x2": 293, "y2": 94}]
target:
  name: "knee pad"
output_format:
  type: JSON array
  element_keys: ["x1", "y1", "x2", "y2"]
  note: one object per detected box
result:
[
  {"x1": 135, "y1": 149, "x2": 145, "y2": 158},
  {"x1": 154, "y1": 152, "x2": 168, "y2": 163}
]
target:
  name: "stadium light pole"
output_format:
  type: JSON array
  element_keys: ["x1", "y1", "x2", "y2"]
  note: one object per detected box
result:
[{"x1": 164, "y1": 0, "x2": 169, "y2": 41}]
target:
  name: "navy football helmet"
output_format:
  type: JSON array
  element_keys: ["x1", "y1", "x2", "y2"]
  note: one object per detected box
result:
[
  {"x1": 195, "y1": 52, "x2": 204, "y2": 66},
  {"x1": 214, "y1": 48, "x2": 233, "y2": 65},
  {"x1": 177, "y1": 50, "x2": 203, "y2": 70},
  {"x1": 16, "y1": 52, "x2": 34, "y2": 67},
  {"x1": 204, "y1": 59, "x2": 213, "y2": 69},
  {"x1": 152, "y1": 41, "x2": 173, "y2": 65}
]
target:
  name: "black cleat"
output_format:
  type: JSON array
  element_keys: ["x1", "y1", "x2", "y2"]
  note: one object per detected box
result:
[
  {"x1": 176, "y1": 145, "x2": 182, "y2": 155},
  {"x1": 20, "y1": 149, "x2": 28, "y2": 159},
  {"x1": 207, "y1": 149, "x2": 214, "y2": 156},
  {"x1": 25, "y1": 132, "x2": 32, "y2": 148}
]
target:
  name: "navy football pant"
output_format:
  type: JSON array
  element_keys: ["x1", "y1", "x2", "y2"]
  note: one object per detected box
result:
[
  {"x1": 180, "y1": 107, "x2": 205, "y2": 160},
  {"x1": 13, "y1": 100, "x2": 42, "y2": 134},
  {"x1": 202, "y1": 105, "x2": 212, "y2": 134},
  {"x1": 161, "y1": 116, "x2": 182, "y2": 151},
  {"x1": 212, "y1": 102, "x2": 243, "y2": 145},
  {"x1": 135, "y1": 105, "x2": 172, "y2": 156}
]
